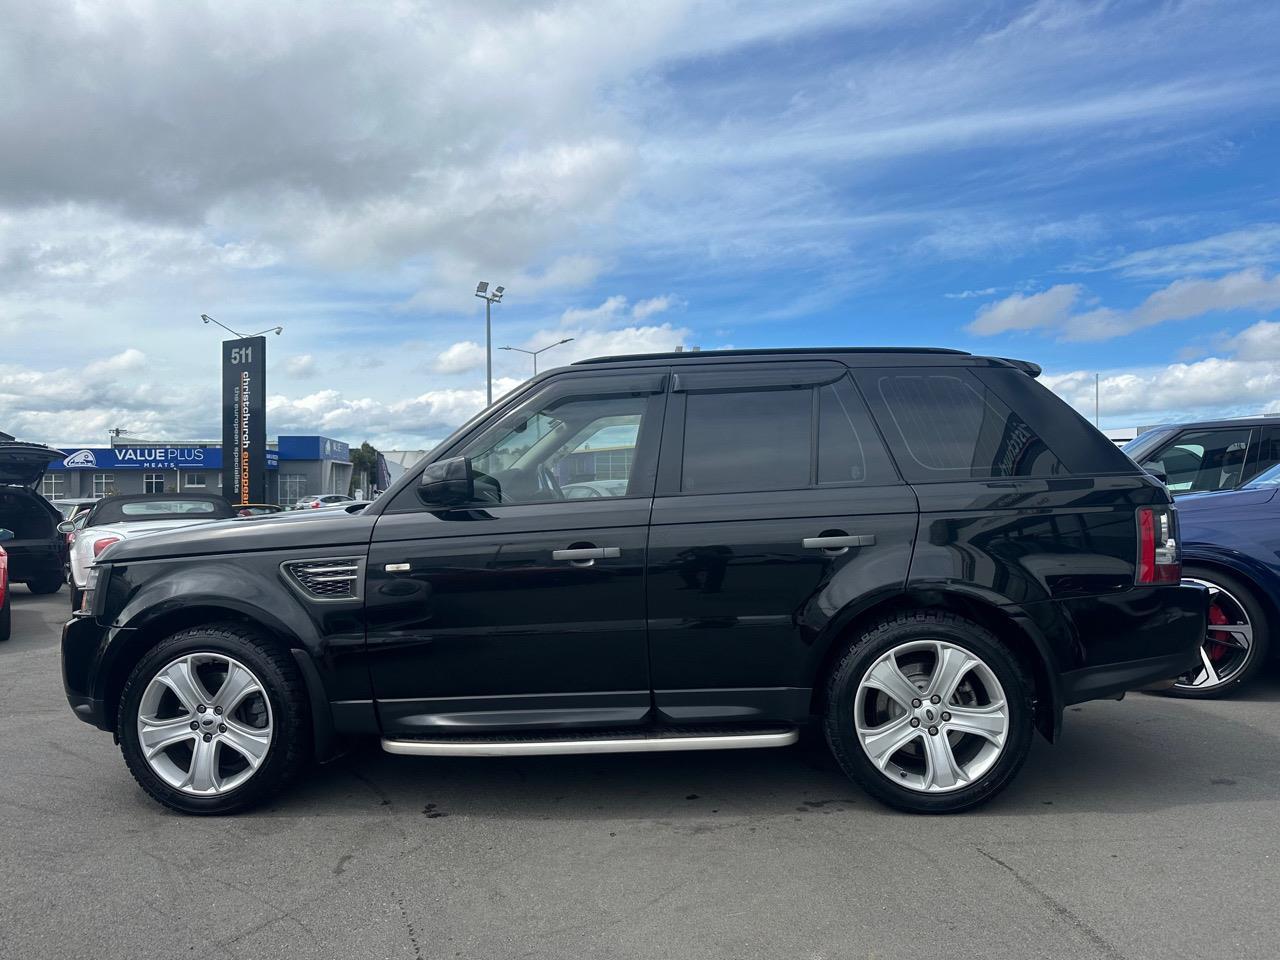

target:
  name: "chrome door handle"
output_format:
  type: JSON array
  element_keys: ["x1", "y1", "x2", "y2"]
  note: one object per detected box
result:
[
  {"x1": 552, "y1": 547, "x2": 621, "y2": 564},
  {"x1": 801, "y1": 535, "x2": 875, "y2": 553}
]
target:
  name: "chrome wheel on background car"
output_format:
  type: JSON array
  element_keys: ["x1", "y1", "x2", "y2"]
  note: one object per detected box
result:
[
  {"x1": 1168, "y1": 574, "x2": 1266, "y2": 697},
  {"x1": 855, "y1": 639, "x2": 1010, "y2": 793},
  {"x1": 136, "y1": 653, "x2": 274, "y2": 795}
]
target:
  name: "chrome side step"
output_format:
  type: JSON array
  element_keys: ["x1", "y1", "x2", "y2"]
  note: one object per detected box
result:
[{"x1": 381, "y1": 728, "x2": 798, "y2": 758}]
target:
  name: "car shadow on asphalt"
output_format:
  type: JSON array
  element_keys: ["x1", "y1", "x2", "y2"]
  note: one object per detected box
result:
[{"x1": 270, "y1": 668, "x2": 1280, "y2": 823}]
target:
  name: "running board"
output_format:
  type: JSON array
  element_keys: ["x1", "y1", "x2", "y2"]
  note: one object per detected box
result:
[{"x1": 381, "y1": 727, "x2": 798, "y2": 757}]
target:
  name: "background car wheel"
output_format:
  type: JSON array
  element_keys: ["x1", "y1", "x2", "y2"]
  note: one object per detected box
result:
[
  {"x1": 25, "y1": 573, "x2": 63, "y2": 595},
  {"x1": 824, "y1": 610, "x2": 1034, "y2": 814},
  {"x1": 117, "y1": 624, "x2": 310, "y2": 815},
  {"x1": 1164, "y1": 567, "x2": 1270, "y2": 699},
  {"x1": 0, "y1": 597, "x2": 10, "y2": 642},
  {"x1": 69, "y1": 587, "x2": 84, "y2": 612}
]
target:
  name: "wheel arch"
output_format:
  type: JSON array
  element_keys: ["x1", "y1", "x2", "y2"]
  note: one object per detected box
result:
[
  {"x1": 98, "y1": 601, "x2": 336, "y2": 758},
  {"x1": 807, "y1": 587, "x2": 1064, "y2": 742},
  {"x1": 1181, "y1": 550, "x2": 1280, "y2": 632}
]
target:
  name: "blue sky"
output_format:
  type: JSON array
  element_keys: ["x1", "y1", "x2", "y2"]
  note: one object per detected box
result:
[{"x1": 2, "y1": 0, "x2": 1279, "y2": 448}]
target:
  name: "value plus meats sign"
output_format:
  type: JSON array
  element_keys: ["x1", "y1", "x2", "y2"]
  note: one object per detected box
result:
[{"x1": 221, "y1": 336, "x2": 267, "y2": 505}]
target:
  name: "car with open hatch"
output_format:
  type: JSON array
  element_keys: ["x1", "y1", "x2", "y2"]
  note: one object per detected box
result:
[
  {"x1": 62, "y1": 347, "x2": 1206, "y2": 815},
  {"x1": 0, "y1": 441, "x2": 68, "y2": 596}
]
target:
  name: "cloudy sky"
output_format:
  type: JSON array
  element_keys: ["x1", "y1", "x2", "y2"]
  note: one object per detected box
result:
[{"x1": 2, "y1": 0, "x2": 1279, "y2": 449}]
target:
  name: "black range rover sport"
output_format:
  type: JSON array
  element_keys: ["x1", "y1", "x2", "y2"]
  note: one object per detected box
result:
[{"x1": 62, "y1": 348, "x2": 1205, "y2": 814}]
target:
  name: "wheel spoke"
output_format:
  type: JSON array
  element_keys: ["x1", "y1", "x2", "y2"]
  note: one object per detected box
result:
[
  {"x1": 1196, "y1": 645, "x2": 1222, "y2": 686},
  {"x1": 864, "y1": 655, "x2": 922, "y2": 710},
  {"x1": 928, "y1": 644, "x2": 976, "y2": 703},
  {"x1": 156, "y1": 657, "x2": 210, "y2": 712},
  {"x1": 1208, "y1": 622, "x2": 1251, "y2": 650},
  {"x1": 921, "y1": 731, "x2": 965, "y2": 791},
  {"x1": 214, "y1": 662, "x2": 260, "y2": 713},
  {"x1": 184, "y1": 737, "x2": 221, "y2": 793},
  {"x1": 138, "y1": 715, "x2": 196, "y2": 758},
  {"x1": 857, "y1": 715, "x2": 919, "y2": 769},
  {"x1": 220, "y1": 719, "x2": 271, "y2": 768},
  {"x1": 944, "y1": 701, "x2": 1008, "y2": 745}
]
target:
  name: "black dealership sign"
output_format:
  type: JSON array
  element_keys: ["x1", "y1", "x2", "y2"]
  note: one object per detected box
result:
[{"x1": 221, "y1": 336, "x2": 267, "y2": 505}]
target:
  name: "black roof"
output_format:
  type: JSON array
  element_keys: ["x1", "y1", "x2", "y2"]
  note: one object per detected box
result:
[
  {"x1": 86, "y1": 492, "x2": 235, "y2": 526},
  {"x1": 571, "y1": 347, "x2": 1041, "y2": 377}
]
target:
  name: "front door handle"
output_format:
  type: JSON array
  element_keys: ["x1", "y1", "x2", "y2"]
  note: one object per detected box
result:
[
  {"x1": 552, "y1": 546, "x2": 621, "y2": 566},
  {"x1": 801, "y1": 534, "x2": 876, "y2": 555}
]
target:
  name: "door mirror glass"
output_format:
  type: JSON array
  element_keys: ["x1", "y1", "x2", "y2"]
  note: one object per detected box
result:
[
  {"x1": 56, "y1": 520, "x2": 77, "y2": 535},
  {"x1": 417, "y1": 457, "x2": 475, "y2": 507},
  {"x1": 0, "y1": 527, "x2": 13, "y2": 542},
  {"x1": 1144, "y1": 464, "x2": 1168, "y2": 485}
]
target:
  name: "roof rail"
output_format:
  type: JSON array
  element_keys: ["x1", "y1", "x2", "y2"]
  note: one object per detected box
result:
[{"x1": 573, "y1": 346, "x2": 969, "y2": 365}]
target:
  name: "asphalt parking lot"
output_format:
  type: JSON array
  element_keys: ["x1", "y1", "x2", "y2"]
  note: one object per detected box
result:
[{"x1": 3, "y1": 589, "x2": 1280, "y2": 960}]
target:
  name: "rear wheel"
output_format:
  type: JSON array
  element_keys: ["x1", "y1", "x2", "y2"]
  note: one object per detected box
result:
[
  {"x1": 824, "y1": 611, "x2": 1034, "y2": 814},
  {"x1": 69, "y1": 587, "x2": 84, "y2": 612},
  {"x1": 0, "y1": 596, "x2": 10, "y2": 642},
  {"x1": 117, "y1": 624, "x2": 310, "y2": 814},
  {"x1": 26, "y1": 573, "x2": 63, "y2": 595},
  {"x1": 1165, "y1": 568, "x2": 1269, "y2": 699}
]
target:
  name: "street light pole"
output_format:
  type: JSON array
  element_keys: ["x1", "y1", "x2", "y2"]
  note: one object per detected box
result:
[
  {"x1": 499, "y1": 337, "x2": 575, "y2": 375},
  {"x1": 473, "y1": 283, "x2": 506, "y2": 406}
]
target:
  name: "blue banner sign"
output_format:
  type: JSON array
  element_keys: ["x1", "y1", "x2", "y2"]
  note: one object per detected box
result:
[{"x1": 52, "y1": 447, "x2": 223, "y2": 471}]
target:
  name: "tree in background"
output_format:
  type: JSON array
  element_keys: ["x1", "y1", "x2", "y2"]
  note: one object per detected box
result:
[{"x1": 348, "y1": 441, "x2": 380, "y2": 497}]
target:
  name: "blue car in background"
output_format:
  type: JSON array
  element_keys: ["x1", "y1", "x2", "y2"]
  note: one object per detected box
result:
[{"x1": 1169, "y1": 464, "x2": 1280, "y2": 697}]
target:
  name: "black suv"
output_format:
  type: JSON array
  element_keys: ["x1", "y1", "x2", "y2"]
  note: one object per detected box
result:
[
  {"x1": 1124, "y1": 416, "x2": 1280, "y2": 496},
  {"x1": 0, "y1": 441, "x2": 68, "y2": 595},
  {"x1": 62, "y1": 348, "x2": 1205, "y2": 815}
]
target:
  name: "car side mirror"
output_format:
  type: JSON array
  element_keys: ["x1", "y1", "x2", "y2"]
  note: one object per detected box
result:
[
  {"x1": 417, "y1": 456, "x2": 475, "y2": 508},
  {"x1": 0, "y1": 527, "x2": 13, "y2": 542},
  {"x1": 57, "y1": 520, "x2": 77, "y2": 535},
  {"x1": 1144, "y1": 465, "x2": 1168, "y2": 485}
]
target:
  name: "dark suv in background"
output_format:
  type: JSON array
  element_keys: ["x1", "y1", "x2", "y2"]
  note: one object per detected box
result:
[
  {"x1": 0, "y1": 441, "x2": 67, "y2": 595},
  {"x1": 62, "y1": 348, "x2": 1205, "y2": 815},
  {"x1": 1124, "y1": 416, "x2": 1280, "y2": 496}
]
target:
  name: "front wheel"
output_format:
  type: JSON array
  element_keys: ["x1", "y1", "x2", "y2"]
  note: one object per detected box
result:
[
  {"x1": 117, "y1": 625, "x2": 311, "y2": 814},
  {"x1": 1164, "y1": 568, "x2": 1270, "y2": 699},
  {"x1": 824, "y1": 611, "x2": 1034, "y2": 814},
  {"x1": 0, "y1": 597, "x2": 10, "y2": 642}
]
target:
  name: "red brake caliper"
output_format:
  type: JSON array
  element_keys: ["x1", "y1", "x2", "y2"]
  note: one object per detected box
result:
[{"x1": 1207, "y1": 602, "x2": 1232, "y2": 662}]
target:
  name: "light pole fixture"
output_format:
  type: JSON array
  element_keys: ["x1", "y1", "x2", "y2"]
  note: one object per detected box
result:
[
  {"x1": 200, "y1": 314, "x2": 284, "y2": 339},
  {"x1": 474, "y1": 283, "x2": 506, "y2": 406},
  {"x1": 499, "y1": 337, "x2": 574, "y2": 376}
]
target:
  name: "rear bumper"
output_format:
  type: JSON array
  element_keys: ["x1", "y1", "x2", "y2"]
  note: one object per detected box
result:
[
  {"x1": 62, "y1": 615, "x2": 111, "y2": 730},
  {"x1": 5, "y1": 541, "x2": 63, "y2": 581},
  {"x1": 1059, "y1": 582, "x2": 1207, "y2": 705}
]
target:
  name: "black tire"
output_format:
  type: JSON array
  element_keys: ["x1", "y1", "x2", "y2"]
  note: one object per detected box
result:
[
  {"x1": 1164, "y1": 566, "x2": 1271, "y2": 700},
  {"x1": 117, "y1": 623, "x2": 311, "y2": 815},
  {"x1": 824, "y1": 610, "x2": 1035, "y2": 814},
  {"x1": 25, "y1": 573, "x2": 63, "y2": 595},
  {"x1": 0, "y1": 597, "x2": 10, "y2": 642},
  {"x1": 69, "y1": 587, "x2": 84, "y2": 612}
]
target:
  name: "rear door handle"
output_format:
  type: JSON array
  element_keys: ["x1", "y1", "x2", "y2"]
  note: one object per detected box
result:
[
  {"x1": 801, "y1": 535, "x2": 876, "y2": 552},
  {"x1": 552, "y1": 547, "x2": 621, "y2": 563}
]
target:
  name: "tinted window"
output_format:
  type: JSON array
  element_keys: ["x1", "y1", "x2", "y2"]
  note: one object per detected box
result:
[
  {"x1": 1143, "y1": 427, "x2": 1252, "y2": 493},
  {"x1": 872, "y1": 371, "x2": 1065, "y2": 480},
  {"x1": 1248, "y1": 427, "x2": 1280, "y2": 484},
  {"x1": 817, "y1": 378, "x2": 897, "y2": 485},
  {"x1": 682, "y1": 388, "x2": 811, "y2": 494}
]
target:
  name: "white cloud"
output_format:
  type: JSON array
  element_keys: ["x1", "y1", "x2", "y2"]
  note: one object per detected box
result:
[
  {"x1": 968, "y1": 285, "x2": 1081, "y2": 335},
  {"x1": 284, "y1": 354, "x2": 318, "y2": 378},
  {"x1": 1108, "y1": 223, "x2": 1280, "y2": 278},
  {"x1": 970, "y1": 268, "x2": 1280, "y2": 341},
  {"x1": 433, "y1": 341, "x2": 486, "y2": 375}
]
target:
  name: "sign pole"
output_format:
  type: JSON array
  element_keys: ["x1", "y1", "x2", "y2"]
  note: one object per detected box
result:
[{"x1": 221, "y1": 336, "x2": 267, "y2": 506}]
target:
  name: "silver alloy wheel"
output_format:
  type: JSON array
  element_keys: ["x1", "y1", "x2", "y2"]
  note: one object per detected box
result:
[
  {"x1": 854, "y1": 639, "x2": 1009, "y2": 794},
  {"x1": 136, "y1": 653, "x2": 274, "y2": 796},
  {"x1": 1176, "y1": 577, "x2": 1253, "y2": 692}
]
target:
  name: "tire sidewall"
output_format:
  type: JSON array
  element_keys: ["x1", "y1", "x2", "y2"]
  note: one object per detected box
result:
[
  {"x1": 1168, "y1": 566, "x2": 1271, "y2": 699},
  {"x1": 118, "y1": 629, "x2": 305, "y2": 814},
  {"x1": 826, "y1": 614, "x2": 1034, "y2": 814}
]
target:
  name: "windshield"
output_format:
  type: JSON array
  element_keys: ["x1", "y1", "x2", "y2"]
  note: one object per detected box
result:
[
  {"x1": 1121, "y1": 427, "x2": 1176, "y2": 463},
  {"x1": 1244, "y1": 463, "x2": 1280, "y2": 488}
]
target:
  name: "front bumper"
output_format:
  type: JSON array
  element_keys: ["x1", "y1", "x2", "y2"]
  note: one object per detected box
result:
[{"x1": 62, "y1": 614, "x2": 111, "y2": 730}]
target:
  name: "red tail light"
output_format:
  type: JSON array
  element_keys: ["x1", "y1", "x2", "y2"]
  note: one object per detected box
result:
[
  {"x1": 1136, "y1": 506, "x2": 1180, "y2": 584},
  {"x1": 93, "y1": 536, "x2": 121, "y2": 558}
]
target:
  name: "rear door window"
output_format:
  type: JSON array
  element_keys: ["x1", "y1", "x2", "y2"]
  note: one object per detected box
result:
[{"x1": 863, "y1": 369, "x2": 1065, "y2": 481}]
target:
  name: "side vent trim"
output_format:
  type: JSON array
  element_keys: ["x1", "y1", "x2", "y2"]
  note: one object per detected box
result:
[{"x1": 280, "y1": 556, "x2": 366, "y2": 603}]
